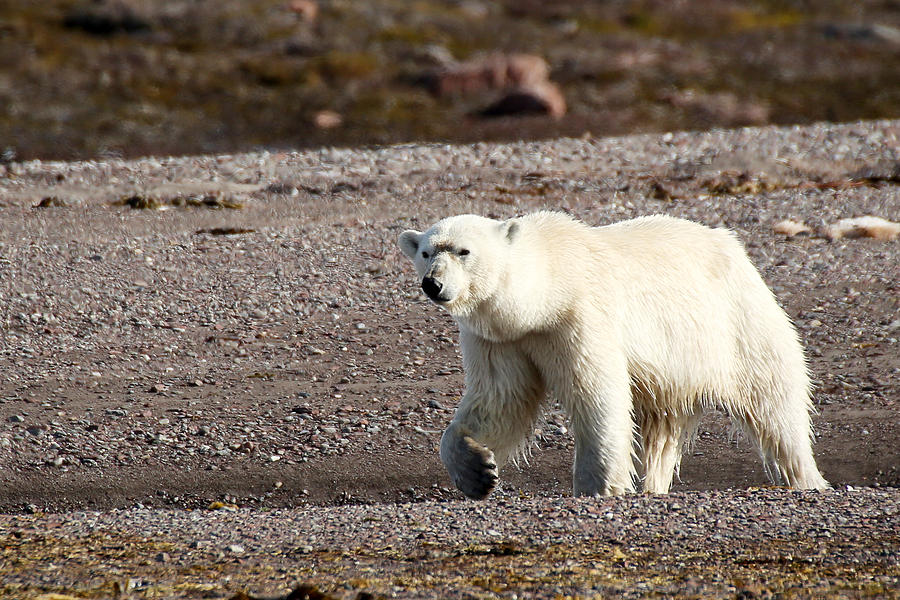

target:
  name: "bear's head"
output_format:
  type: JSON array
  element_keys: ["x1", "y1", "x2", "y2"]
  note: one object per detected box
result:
[{"x1": 398, "y1": 215, "x2": 519, "y2": 316}]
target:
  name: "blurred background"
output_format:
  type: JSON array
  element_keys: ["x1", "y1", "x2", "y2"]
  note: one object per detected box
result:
[{"x1": 2, "y1": 0, "x2": 899, "y2": 161}]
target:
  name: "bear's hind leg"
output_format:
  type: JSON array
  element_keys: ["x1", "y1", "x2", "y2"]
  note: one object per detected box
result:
[
  {"x1": 639, "y1": 409, "x2": 701, "y2": 494},
  {"x1": 730, "y1": 395, "x2": 829, "y2": 490},
  {"x1": 566, "y1": 368, "x2": 637, "y2": 497}
]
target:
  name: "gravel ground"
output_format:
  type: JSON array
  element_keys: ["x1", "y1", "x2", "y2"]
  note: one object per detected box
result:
[
  {"x1": 0, "y1": 120, "x2": 898, "y2": 598},
  {"x1": 2, "y1": 489, "x2": 898, "y2": 599}
]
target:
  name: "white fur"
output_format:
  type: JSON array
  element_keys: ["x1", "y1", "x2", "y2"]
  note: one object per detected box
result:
[{"x1": 398, "y1": 211, "x2": 829, "y2": 498}]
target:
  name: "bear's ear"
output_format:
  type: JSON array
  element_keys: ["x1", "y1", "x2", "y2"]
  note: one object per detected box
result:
[
  {"x1": 398, "y1": 230, "x2": 423, "y2": 259},
  {"x1": 500, "y1": 219, "x2": 520, "y2": 243}
]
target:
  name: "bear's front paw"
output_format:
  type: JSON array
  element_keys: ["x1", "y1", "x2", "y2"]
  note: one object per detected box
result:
[{"x1": 444, "y1": 435, "x2": 499, "y2": 500}]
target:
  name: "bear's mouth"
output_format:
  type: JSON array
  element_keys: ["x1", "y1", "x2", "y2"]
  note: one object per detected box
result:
[{"x1": 426, "y1": 290, "x2": 451, "y2": 304}]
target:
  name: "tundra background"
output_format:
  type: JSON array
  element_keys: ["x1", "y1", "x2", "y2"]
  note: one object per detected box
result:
[{"x1": 2, "y1": 0, "x2": 900, "y2": 160}]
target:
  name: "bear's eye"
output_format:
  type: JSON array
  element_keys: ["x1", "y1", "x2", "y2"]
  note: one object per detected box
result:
[
  {"x1": 421, "y1": 251, "x2": 429, "y2": 259},
  {"x1": 458, "y1": 248, "x2": 470, "y2": 256}
]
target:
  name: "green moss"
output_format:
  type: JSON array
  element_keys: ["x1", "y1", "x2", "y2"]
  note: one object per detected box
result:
[
  {"x1": 376, "y1": 24, "x2": 440, "y2": 46},
  {"x1": 313, "y1": 51, "x2": 380, "y2": 82},
  {"x1": 348, "y1": 89, "x2": 436, "y2": 132},
  {"x1": 621, "y1": 8, "x2": 662, "y2": 36},
  {"x1": 575, "y1": 16, "x2": 624, "y2": 35},
  {"x1": 240, "y1": 55, "x2": 310, "y2": 87},
  {"x1": 729, "y1": 8, "x2": 806, "y2": 31}
]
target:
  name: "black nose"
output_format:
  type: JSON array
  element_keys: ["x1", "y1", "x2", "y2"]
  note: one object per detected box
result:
[{"x1": 422, "y1": 276, "x2": 443, "y2": 301}]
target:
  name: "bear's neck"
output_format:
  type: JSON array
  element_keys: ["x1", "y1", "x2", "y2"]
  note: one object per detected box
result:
[{"x1": 457, "y1": 287, "x2": 559, "y2": 343}]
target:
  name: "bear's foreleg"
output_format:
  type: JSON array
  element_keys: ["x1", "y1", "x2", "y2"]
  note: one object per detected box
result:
[
  {"x1": 441, "y1": 332, "x2": 545, "y2": 499},
  {"x1": 440, "y1": 422, "x2": 500, "y2": 500}
]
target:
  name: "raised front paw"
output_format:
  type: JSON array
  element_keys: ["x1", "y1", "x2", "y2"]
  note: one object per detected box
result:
[{"x1": 441, "y1": 431, "x2": 499, "y2": 500}]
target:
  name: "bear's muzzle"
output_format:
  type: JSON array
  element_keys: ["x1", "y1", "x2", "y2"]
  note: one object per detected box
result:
[{"x1": 422, "y1": 276, "x2": 449, "y2": 303}]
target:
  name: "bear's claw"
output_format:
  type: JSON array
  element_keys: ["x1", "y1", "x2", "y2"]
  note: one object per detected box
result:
[{"x1": 448, "y1": 435, "x2": 499, "y2": 500}]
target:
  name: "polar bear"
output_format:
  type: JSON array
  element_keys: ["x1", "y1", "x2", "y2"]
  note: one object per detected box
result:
[{"x1": 398, "y1": 211, "x2": 829, "y2": 498}]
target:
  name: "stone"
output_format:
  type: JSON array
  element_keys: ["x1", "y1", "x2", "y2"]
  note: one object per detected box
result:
[
  {"x1": 773, "y1": 220, "x2": 812, "y2": 237},
  {"x1": 481, "y1": 81, "x2": 567, "y2": 119},
  {"x1": 426, "y1": 53, "x2": 550, "y2": 97},
  {"x1": 287, "y1": 0, "x2": 317, "y2": 23},
  {"x1": 313, "y1": 110, "x2": 342, "y2": 129},
  {"x1": 825, "y1": 216, "x2": 900, "y2": 241}
]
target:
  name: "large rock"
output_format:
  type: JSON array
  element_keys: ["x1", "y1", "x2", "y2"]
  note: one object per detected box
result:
[
  {"x1": 427, "y1": 53, "x2": 551, "y2": 97},
  {"x1": 481, "y1": 81, "x2": 567, "y2": 119},
  {"x1": 423, "y1": 52, "x2": 566, "y2": 118}
]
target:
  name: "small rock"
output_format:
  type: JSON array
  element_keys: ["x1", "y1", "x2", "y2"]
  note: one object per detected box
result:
[
  {"x1": 227, "y1": 544, "x2": 245, "y2": 555},
  {"x1": 313, "y1": 110, "x2": 342, "y2": 129},
  {"x1": 287, "y1": 0, "x2": 318, "y2": 22},
  {"x1": 825, "y1": 216, "x2": 900, "y2": 240},
  {"x1": 773, "y1": 219, "x2": 812, "y2": 237},
  {"x1": 8, "y1": 415, "x2": 24, "y2": 423}
]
